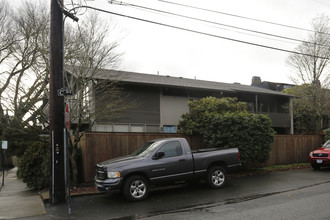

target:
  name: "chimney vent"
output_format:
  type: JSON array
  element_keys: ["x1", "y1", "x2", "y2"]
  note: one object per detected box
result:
[{"x1": 252, "y1": 76, "x2": 261, "y2": 85}]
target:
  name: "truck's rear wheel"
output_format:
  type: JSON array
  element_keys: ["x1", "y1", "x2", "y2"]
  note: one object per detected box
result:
[
  {"x1": 207, "y1": 166, "x2": 227, "y2": 189},
  {"x1": 123, "y1": 175, "x2": 149, "y2": 201}
]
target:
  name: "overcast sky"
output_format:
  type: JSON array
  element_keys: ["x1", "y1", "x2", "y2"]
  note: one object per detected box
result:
[{"x1": 73, "y1": 0, "x2": 329, "y2": 85}]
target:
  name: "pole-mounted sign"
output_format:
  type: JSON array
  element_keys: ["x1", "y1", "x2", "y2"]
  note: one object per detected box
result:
[
  {"x1": 57, "y1": 87, "x2": 73, "y2": 97},
  {"x1": 1, "y1": 141, "x2": 7, "y2": 150}
]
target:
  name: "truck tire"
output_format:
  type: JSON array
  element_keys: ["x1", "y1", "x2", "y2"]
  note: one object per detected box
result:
[
  {"x1": 123, "y1": 175, "x2": 149, "y2": 201},
  {"x1": 311, "y1": 164, "x2": 321, "y2": 170},
  {"x1": 207, "y1": 166, "x2": 227, "y2": 189}
]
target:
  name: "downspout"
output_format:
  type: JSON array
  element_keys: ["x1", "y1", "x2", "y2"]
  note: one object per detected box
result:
[
  {"x1": 289, "y1": 97, "x2": 294, "y2": 134},
  {"x1": 255, "y1": 94, "x2": 258, "y2": 113}
]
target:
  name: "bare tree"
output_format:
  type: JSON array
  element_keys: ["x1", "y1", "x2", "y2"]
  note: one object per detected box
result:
[
  {"x1": 286, "y1": 14, "x2": 330, "y2": 133},
  {"x1": 0, "y1": 1, "x2": 129, "y2": 183},
  {"x1": 0, "y1": 1, "x2": 51, "y2": 156},
  {"x1": 64, "y1": 12, "x2": 130, "y2": 184},
  {"x1": 0, "y1": 0, "x2": 15, "y2": 117},
  {"x1": 287, "y1": 14, "x2": 330, "y2": 87},
  {"x1": 0, "y1": 1, "x2": 49, "y2": 126}
]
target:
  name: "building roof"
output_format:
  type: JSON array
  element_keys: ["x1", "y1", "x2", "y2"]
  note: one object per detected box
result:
[
  {"x1": 251, "y1": 76, "x2": 295, "y2": 91},
  {"x1": 65, "y1": 66, "x2": 292, "y2": 97}
]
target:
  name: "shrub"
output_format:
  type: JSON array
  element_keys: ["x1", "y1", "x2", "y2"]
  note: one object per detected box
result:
[
  {"x1": 17, "y1": 141, "x2": 49, "y2": 190},
  {"x1": 179, "y1": 97, "x2": 275, "y2": 163},
  {"x1": 202, "y1": 112, "x2": 274, "y2": 163}
]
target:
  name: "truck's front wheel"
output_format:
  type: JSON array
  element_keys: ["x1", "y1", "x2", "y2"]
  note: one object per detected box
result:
[
  {"x1": 123, "y1": 175, "x2": 149, "y2": 201},
  {"x1": 311, "y1": 163, "x2": 321, "y2": 170},
  {"x1": 207, "y1": 166, "x2": 227, "y2": 189}
]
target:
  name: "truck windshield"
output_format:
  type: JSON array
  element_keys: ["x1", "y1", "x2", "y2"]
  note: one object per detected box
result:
[
  {"x1": 131, "y1": 141, "x2": 160, "y2": 157},
  {"x1": 323, "y1": 140, "x2": 330, "y2": 148}
]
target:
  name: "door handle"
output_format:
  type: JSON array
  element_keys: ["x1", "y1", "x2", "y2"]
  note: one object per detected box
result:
[{"x1": 179, "y1": 159, "x2": 186, "y2": 162}]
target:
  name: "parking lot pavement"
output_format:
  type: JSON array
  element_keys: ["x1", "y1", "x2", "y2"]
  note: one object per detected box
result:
[{"x1": 0, "y1": 167, "x2": 46, "y2": 219}]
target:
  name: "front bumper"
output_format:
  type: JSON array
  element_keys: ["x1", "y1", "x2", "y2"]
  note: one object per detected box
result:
[
  {"x1": 309, "y1": 157, "x2": 330, "y2": 166},
  {"x1": 95, "y1": 177, "x2": 123, "y2": 192}
]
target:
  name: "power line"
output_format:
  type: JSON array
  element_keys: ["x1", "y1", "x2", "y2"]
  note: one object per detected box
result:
[
  {"x1": 157, "y1": 0, "x2": 330, "y2": 36},
  {"x1": 109, "y1": 0, "x2": 330, "y2": 48},
  {"x1": 73, "y1": 5, "x2": 330, "y2": 60},
  {"x1": 311, "y1": 0, "x2": 330, "y2": 7}
]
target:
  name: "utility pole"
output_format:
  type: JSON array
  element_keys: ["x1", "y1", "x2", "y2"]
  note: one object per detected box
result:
[{"x1": 49, "y1": 0, "x2": 65, "y2": 204}]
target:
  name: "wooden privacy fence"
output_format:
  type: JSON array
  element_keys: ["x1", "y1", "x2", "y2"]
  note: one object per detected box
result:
[
  {"x1": 78, "y1": 132, "x2": 322, "y2": 182},
  {"x1": 265, "y1": 135, "x2": 322, "y2": 166},
  {"x1": 78, "y1": 133, "x2": 203, "y2": 182}
]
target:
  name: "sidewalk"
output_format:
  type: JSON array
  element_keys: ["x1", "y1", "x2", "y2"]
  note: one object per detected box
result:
[{"x1": 0, "y1": 167, "x2": 46, "y2": 219}]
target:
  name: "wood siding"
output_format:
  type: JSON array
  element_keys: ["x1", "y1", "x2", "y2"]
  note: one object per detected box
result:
[{"x1": 78, "y1": 133, "x2": 322, "y2": 182}]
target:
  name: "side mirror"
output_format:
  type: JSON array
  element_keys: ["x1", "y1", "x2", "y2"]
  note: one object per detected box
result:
[{"x1": 153, "y1": 151, "x2": 165, "y2": 159}]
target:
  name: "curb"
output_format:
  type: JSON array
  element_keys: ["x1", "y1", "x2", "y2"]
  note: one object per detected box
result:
[
  {"x1": 40, "y1": 188, "x2": 101, "y2": 204},
  {"x1": 0, "y1": 169, "x2": 7, "y2": 192}
]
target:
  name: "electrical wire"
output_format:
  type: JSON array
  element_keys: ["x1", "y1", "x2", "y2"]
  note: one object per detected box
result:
[
  {"x1": 63, "y1": 0, "x2": 88, "y2": 16},
  {"x1": 109, "y1": 0, "x2": 330, "y2": 48},
  {"x1": 311, "y1": 0, "x2": 330, "y2": 7},
  {"x1": 157, "y1": 0, "x2": 330, "y2": 36},
  {"x1": 72, "y1": 5, "x2": 330, "y2": 60},
  {"x1": 57, "y1": 0, "x2": 79, "y2": 21}
]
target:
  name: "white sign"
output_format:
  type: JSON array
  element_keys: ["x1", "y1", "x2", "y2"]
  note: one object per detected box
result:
[
  {"x1": 57, "y1": 87, "x2": 73, "y2": 96},
  {"x1": 2, "y1": 141, "x2": 8, "y2": 149}
]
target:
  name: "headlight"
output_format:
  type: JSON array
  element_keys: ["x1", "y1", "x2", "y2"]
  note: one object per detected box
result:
[
  {"x1": 107, "y1": 171, "x2": 121, "y2": 179},
  {"x1": 309, "y1": 152, "x2": 313, "y2": 157}
]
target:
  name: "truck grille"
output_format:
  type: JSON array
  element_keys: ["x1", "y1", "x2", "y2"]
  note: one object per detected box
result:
[
  {"x1": 96, "y1": 166, "x2": 107, "y2": 180},
  {"x1": 313, "y1": 153, "x2": 328, "y2": 157}
]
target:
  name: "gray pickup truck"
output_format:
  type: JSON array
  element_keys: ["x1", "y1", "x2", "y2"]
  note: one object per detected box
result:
[{"x1": 95, "y1": 137, "x2": 241, "y2": 201}]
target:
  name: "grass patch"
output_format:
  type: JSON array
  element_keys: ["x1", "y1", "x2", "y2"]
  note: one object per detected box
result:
[
  {"x1": 258, "y1": 163, "x2": 310, "y2": 172},
  {"x1": 230, "y1": 163, "x2": 311, "y2": 178}
]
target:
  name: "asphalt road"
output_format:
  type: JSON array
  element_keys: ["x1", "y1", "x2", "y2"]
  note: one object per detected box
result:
[
  {"x1": 145, "y1": 178, "x2": 330, "y2": 220},
  {"x1": 21, "y1": 168, "x2": 330, "y2": 220}
]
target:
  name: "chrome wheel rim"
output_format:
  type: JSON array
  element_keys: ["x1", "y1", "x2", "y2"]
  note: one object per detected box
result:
[
  {"x1": 212, "y1": 170, "x2": 225, "y2": 186},
  {"x1": 130, "y1": 180, "x2": 146, "y2": 199}
]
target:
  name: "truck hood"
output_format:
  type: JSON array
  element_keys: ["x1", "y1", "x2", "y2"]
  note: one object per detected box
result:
[
  {"x1": 98, "y1": 155, "x2": 144, "y2": 170},
  {"x1": 313, "y1": 147, "x2": 330, "y2": 154}
]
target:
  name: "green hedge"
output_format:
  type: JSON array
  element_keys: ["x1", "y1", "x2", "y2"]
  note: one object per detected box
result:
[
  {"x1": 202, "y1": 112, "x2": 274, "y2": 163},
  {"x1": 17, "y1": 141, "x2": 49, "y2": 190},
  {"x1": 179, "y1": 97, "x2": 275, "y2": 163}
]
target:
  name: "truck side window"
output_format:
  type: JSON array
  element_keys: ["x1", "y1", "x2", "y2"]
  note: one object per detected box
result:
[{"x1": 158, "y1": 141, "x2": 183, "y2": 158}]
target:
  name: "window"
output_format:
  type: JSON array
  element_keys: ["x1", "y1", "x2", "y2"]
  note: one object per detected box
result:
[
  {"x1": 277, "y1": 97, "x2": 289, "y2": 113},
  {"x1": 113, "y1": 124, "x2": 129, "y2": 132},
  {"x1": 131, "y1": 125, "x2": 144, "y2": 132},
  {"x1": 163, "y1": 125, "x2": 177, "y2": 133},
  {"x1": 158, "y1": 141, "x2": 183, "y2": 158},
  {"x1": 146, "y1": 125, "x2": 160, "y2": 132},
  {"x1": 283, "y1": 85, "x2": 292, "y2": 90}
]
